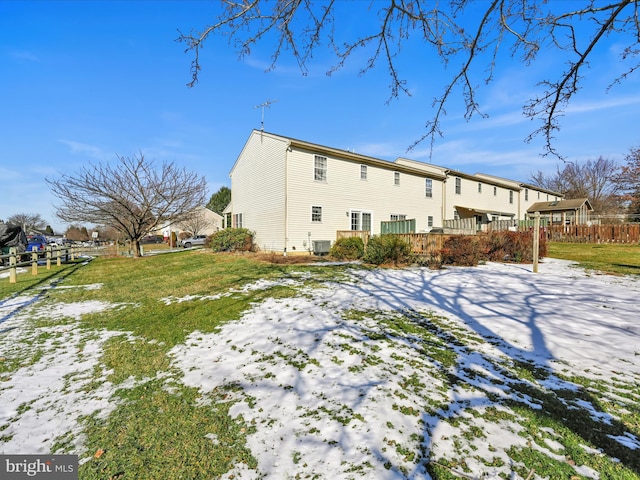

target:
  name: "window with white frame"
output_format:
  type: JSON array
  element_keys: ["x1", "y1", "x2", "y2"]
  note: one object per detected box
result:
[
  {"x1": 455, "y1": 177, "x2": 461, "y2": 194},
  {"x1": 394, "y1": 171, "x2": 400, "y2": 186},
  {"x1": 427, "y1": 216, "x2": 433, "y2": 227},
  {"x1": 311, "y1": 206, "x2": 322, "y2": 222},
  {"x1": 425, "y1": 178, "x2": 433, "y2": 198},
  {"x1": 494, "y1": 186, "x2": 497, "y2": 196},
  {"x1": 233, "y1": 213, "x2": 243, "y2": 228},
  {"x1": 525, "y1": 188, "x2": 529, "y2": 201},
  {"x1": 478, "y1": 182, "x2": 482, "y2": 193},
  {"x1": 351, "y1": 211, "x2": 372, "y2": 231},
  {"x1": 509, "y1": 191, "x2": 514, "y2": 204},
  {"x1": 360, "y1": 165, "x2": 367, "y2": 180},
  {"x1": 390, "y1": 214, "x2": 407, "y2": 221},
  {"x1": 314, "y1": 155, "x2": 327, "y2": 182}
]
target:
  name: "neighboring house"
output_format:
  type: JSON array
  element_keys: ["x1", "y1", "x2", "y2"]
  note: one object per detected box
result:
[
  {"x1": 179, "y1": 206, "x2": 223, "y2": 236},
  {"x1": 393, "y1": 162, "x2": 560, "y2": 231},
  {"x1": 158, "y1": 206, "x2": 223, "y2": 240},
  {"x1": 527, "y1": 198, "x2": 594, "y2": 225},
  {"x1": 228, "y1": 130, "x2": 563, "y2": 254}
]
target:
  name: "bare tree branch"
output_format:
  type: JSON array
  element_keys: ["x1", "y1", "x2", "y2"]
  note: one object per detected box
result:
[
  {"x1": 178, "y1": 0, "x2": 640, "y2": 157},
  {"x1": 524, "y1": 0, "x2": 633, "y2": 158}
]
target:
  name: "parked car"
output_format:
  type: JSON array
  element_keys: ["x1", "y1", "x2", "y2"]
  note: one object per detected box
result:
[
  {"x1": 141, "y1": 235, "x2": 164, "y2": 244},
  {"x1": 26, "y1": 235, "x2": 47, "y2": 252},
  {"x1": 179, "y1": 235, "x2": 208, "y2": 248}
]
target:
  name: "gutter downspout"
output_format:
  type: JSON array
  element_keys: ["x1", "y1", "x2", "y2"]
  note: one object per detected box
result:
[
  {"x1": 442, "y1": 171, "x2": 449, "y2": 227},
  {"x1": 518, "y1": 184, "x2": 523, "y2": 226},
  {"x1": 284, "y1": 141, "x2": 290, "y2": 256}
]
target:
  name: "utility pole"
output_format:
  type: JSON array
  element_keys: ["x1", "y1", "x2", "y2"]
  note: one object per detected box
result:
[{"x1": 254, "y1": 99, "x2": 278, "y2": 131}]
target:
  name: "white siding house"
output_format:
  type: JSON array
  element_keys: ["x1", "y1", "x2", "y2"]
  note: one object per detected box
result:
[
  {"x1": 229, "y1": 131, "x2": 446, "y2": 253},
  {"x1": 158, "y1": 206, "x2": 223, "y2": 240},
  {"x1": 394, "y1": 159, "x2": 562, "y2": 230},
  {"x1": 228, "y1": 131, "x2": 562, "y2": 253}
]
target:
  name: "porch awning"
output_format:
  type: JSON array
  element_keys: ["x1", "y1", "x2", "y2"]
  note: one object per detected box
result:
[{"x1": 455, "y1": 206, "x2": 516, "y2": 218}]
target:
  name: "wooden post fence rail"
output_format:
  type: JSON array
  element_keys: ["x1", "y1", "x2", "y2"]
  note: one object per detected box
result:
[{"x1": 1, "y1": 245, "x2": 81, "y2": 284}]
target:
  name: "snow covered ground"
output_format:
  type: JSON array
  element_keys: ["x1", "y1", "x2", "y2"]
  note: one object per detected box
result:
[{"x1": 1, "y1": 259, "x2": 639, "y2": 479}]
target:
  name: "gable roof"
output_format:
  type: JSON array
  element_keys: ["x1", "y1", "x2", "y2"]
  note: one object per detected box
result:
[
  {"x1": 286, "y1": 134, "x2": 447, "y2": 180},
  {"x1": 527, "y1": 198, "x2": 593, "y2": 213},
  {"x1": 230, "y1": 130, "x2": 564, "y2": 195},
  {"x1": 229, "y1": 130, "x2": 447, "y2": 180},
  {"x1": 473, "y1": 173, "x2": 563, "y2": 197}
]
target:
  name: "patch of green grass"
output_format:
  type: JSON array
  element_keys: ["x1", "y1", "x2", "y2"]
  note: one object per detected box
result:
[
  {"x1": 78, "y1": 380, "x2": 257, "y2": 479},
  {"x1": 53, "y1": 252, "x2": 290, "y2": 304},
  {"x1": 0, "y1": 354, "x2": 23, "y2": 375},
  {"x1": 507, "y1": 446, "x2": 577, "y2": 479},
  {"x1": 100, "y1": 336, "x2": 171, "y2": 384},
  {"x1": 548, "y1": 243, "x2": 640, "y2": 276}
]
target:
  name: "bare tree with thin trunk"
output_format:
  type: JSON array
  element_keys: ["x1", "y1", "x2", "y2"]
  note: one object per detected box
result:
[
  {"x1": 178, "y1": 1, "x2": 640, "y2": 157},
  {"x1": 47, "y1": 153, "x2": 208, "y2": 257}
]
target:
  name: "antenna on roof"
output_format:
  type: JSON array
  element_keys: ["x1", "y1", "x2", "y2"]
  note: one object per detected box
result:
[{"x1": 254, "y1": 99, "x2": 278, "y2": 131}]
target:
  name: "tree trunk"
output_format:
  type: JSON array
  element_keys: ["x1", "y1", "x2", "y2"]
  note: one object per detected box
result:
[{"x1": 133, "y1": 239, "x2": 142, "y2": 257}]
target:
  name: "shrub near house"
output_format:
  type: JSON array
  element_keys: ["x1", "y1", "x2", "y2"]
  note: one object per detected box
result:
[
  {"x1": 440, "y1": 231, "x2": 547, "y2": 266},
  {"x1": 363, "y1": 234, "x2": 413, "y2": 266},
  {"x1": 328, "y1": 231, "x2": 545, "y2": 267},
  {"x1": 329, "y1": 237, "x2": 365, "y2": 260},
  {"x1": 329, "y1": 235, "x2": 413, "y2": 266},
  {"x1": 210, "y1": 228, "x2": 255, "y2": 252}
]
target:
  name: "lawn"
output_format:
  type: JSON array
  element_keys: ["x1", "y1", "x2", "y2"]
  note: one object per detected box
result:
[
  {"x1": 0, "y1": 248, "x2": 638, "y2": 479},
  {"x1": 548, "y1": 242, "x2": 640, "y2": 276}
]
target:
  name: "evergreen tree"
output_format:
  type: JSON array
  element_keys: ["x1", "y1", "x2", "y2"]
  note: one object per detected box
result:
[{"x1": 206, "y1": 186, "x2": 231, "y2": 215}]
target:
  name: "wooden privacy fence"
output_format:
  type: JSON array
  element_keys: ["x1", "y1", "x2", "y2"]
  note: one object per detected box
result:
[
  {"x1": 394, "y1": 233, "x2": 449, "y2": 256},
  {"x1": 337, "y1": 223, "x2": 639, "y2": 258},
  {"x1": 542, "y1": 224, "x2": 640, "y2": 243},
  {"x1": 336, "y1": 230, "x2": 371, "y2": 245},
  {"x1": 443, "y1": 218, "x2": 516, "y2": 234},
  {"x1": 381, "y1": 219, "x2": 416, "y2": 234}
]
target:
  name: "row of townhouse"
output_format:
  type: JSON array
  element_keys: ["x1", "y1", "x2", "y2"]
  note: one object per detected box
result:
[{"x1": 225, "y1": 130, "x2": 562, "y2": 254}]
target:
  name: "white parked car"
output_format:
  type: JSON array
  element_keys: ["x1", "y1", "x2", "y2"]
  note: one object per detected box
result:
[{"x1": 178, "y1": 235, "x2": 208, "y2": 248}]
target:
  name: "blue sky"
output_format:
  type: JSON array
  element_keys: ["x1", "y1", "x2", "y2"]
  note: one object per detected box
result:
[{"x1": 2, "y1": 1, "x2": 639, "y2": 233}]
